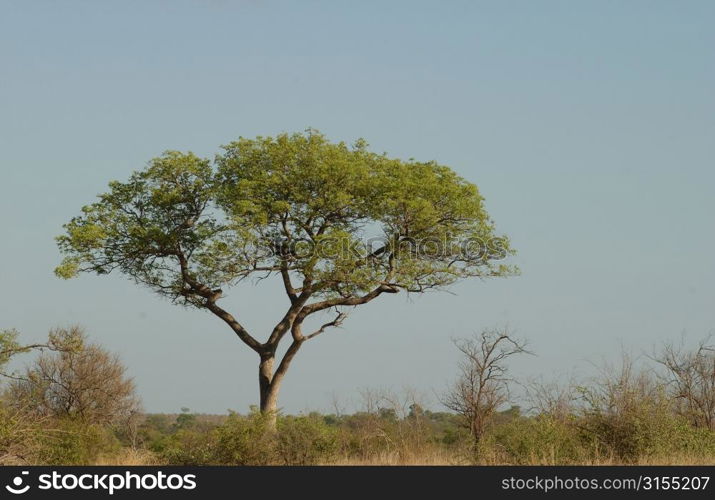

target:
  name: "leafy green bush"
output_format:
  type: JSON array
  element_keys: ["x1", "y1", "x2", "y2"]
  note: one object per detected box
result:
[
  {"x1": 211, "y1": 410, "x2": 277, "y2": 465},
  {"x1": 581, "y1": 406, "x2": 715, "y2": 462},
  {"x1": 490, "y1": 415, "x2": 593, "y2": 464},
  {"x1": 277, "y1": 414, "x2": 339, "y2": 465},
  {"x1": 158, "y1": 428, "x2": 218, "y2": 465}
]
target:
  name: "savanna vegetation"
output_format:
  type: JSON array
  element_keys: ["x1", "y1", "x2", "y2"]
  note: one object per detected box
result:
[
  {"x1": 2, "y1": 326, "x2": 713, "y2": 466},
  {"x1": 1, "y1": 131, "x2": 711, "y2": 466}
]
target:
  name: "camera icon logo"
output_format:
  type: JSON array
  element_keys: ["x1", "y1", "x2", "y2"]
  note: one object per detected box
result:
[{"x1": 5, "y1": 471, "x2": 30, "y2": 494}]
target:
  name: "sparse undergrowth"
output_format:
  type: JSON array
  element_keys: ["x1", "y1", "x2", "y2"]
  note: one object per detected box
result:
[
  {"x1": 3, "y1": 328, "x2": 714, "y2": 466},
  {"x1": 2, "y1": 404, "x2": 715, "y2": 466}
]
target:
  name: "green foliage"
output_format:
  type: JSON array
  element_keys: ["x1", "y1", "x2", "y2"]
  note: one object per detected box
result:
[
  {"x1": 0, "y1": 405, "x2": 41, "y2": 464},
  {"x1": 3, "y1": 402, "x2": 714, "y2": 465},
  {"x1": 157, "y1": 410, "x2": 276, "y2": 465},
  {"x1": 276, "y1": 414, "x2": 339, "y2": 465},
  {"x1": 139, "y1": 414, "x2": 174, "y2": 448},
  {"x1": 572, "y1": 358, "x2": 707, "y2": 462},
  {"x1": 5, "y1": 330, "x2": 713, "y2": 466},
  {"x1": 46, "y1": 327, "x2": 85, "y2": 352},
  {"x1": 174, "y1": 407, "x2": 197, "y2": 431},
  {"x1": 484, "y1": 367, "x2": 715, "y2": 465},
  {"x1": 211, "y1": 410, "x2": 277, "y2": 465},
  {"x1": 1, "y1": 328, "x2": 83, "y2": 370},
  {"x1": 486, "y1": 411, "x2": 715, "y2": 465},
  {"x1": 36, "y1": 419, "x2": 121, "y2": 465},
  {"x1": 56, "y1": 130, "x2": 515, "y2": 307},
  {"x1": 55, "y1": 151, "x2": 219, "y2": 301},
  {"x1": 580, "y1": 397, "x2": 714, "y2": 462},
  {"x1": 0, "y1": 329, "x2": 22, "y2": 370},
  {"x1": 158, "y1": 428, "x2": 218, "y2": 466},
  {"x1": 491, "y1": 415, "x2": 594, "y2": 465}
]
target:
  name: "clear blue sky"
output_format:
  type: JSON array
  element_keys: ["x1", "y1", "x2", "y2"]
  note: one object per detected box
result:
[{"x1": 1, "y1": 0, "x2": 713, "y2": 413}]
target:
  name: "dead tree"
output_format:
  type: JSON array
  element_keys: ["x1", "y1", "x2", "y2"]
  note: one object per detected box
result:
[
  {"x1": 654, "y1": 336, "x2": 715, "y2": 430},
  {"x1": 442, "y1": 328, "x2": 530, "y2": 452}
]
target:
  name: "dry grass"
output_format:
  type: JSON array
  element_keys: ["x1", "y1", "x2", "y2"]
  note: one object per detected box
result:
[
  {"x1": 94, "y1": 448, "x2": 159, "y2": 466},
  {"x1": 330, "y1": 449, "x2": 469, "y2": 466},
  {"x1": 96, "y1": 446, "x2": 714, "y2": 466},
  {"x1": 331, "y1": 455, "x2": 715, "y2": 466},
  {"x1": 632, "y1": 454, "x2": 715, "y2": 466},
  {"x1": 329, "y1": 448, "x2": 715, "y2": 466}
]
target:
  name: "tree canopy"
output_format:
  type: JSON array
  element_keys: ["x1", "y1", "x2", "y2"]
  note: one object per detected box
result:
[{"x1": 57, "y1": 130, "x2": 513, "y2": 310}]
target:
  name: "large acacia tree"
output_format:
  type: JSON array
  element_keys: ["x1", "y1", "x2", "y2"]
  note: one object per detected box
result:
[{"x1": 56, "y1": 130, "x2": 515, "y2": 424}]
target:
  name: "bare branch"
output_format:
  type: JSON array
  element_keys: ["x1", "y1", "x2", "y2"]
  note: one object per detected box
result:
[
  {"x1": 305, "y1": 310, "x2": 348, "y2": 341},
  {"x1": 442, "y1": 327, "x2": 531, "y2": 451},
  {"x1": 176, "y1": 248, "x2": 262, "y2": 353}
]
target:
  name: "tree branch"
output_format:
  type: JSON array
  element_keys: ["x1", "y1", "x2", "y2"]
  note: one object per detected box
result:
[
  {"x1": 298, "y1": 283, "x2": 399, "y2": 320},
  {"x1": 271, "y1": 339, "x2": 303, "y2": 391},
  {"x1": 305, "y1": 310, "x2": 348, "y2": 341},
  {"x1": 176, "y1": 248, "x2": 262, "y2": 353},
  {"x1": 280, "y1": 259, "x2": 298, "y2": 303}
]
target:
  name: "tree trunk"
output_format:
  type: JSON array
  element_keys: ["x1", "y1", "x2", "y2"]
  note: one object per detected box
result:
[
  {"x1": 257, "y1": 339, "x2": 304, "y2": 431},
  {"x1": 471, "y1": 419, "x2": 484, "y2": 457},
  {"x1": 258, "y1": 354, "x2": 280, "y2": 431}
]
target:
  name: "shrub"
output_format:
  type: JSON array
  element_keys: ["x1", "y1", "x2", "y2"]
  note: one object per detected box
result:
[
  {"x1": 581, "y1": 406, "x2": 715, "y2": 462},
  {"x1": 578, "y1": 354, "x2": 694, "y2": 462},
  {"x1": 211, "y1": 410, "x2": 277, "y2": 465},
  {"x1": 0, "y1": 405, "x2": 44, "y2": 464},
  {"x1": 36, "y1": 419, "x2": 121, "y2": 465},
  {"x1": 490, "y1": 415, "x2": 593, "y2": 465},
  {"x1": 8, "y1": 327, "x2": 140, "y2": 427},
  {"x1": 277, "y1": 414, "x2": 339, "y2": 465},
  {"x1": 158, "y1": 428, "x2": 217, "y2": 465}
]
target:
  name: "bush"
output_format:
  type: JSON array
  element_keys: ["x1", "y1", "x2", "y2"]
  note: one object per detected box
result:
[
  {"x1": 211, "y1": 410, "x2": 277, "y2": 465},
  {"x1": 8, "y1": 327, "x2": 140, "y2": 427},
  {"x1": 490, "y1": 415, "x2": 593, "y2": 465},
  {"x1": 0, "y1": 405, "x2": 44, "y2": 464},
  {"x1": 581, "y1": 406, "x2": 715, "y2": 462},
  {"x1": 158, "y1": 428, "x2": 218, "y2": 466},
  {"x1": 277, "y1": 414, "x2": 339, "y2": 465},
  {"x1": 338, "y1": 412, "x2": 396, "y2": 459},
  {"x1": 577, "y1": 355, "x2": 699, "y2": 462},
  {"x1": 36, "y1": 419, "x2": 121, "y2": 465},
  {"x1": 154, "y1": 409, "x2": 278, "y2": 465}
]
